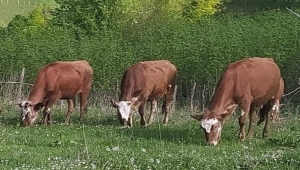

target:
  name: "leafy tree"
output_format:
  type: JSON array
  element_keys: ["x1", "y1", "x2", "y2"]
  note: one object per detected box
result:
[
  {"x1": 182, "y1": 0, "x2": 226, "y2": 20},
  {"x1": 52, "y1": 0, "x2": 122, "y2": 36}
]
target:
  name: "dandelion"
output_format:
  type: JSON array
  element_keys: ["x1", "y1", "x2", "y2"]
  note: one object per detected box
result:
[
  {"x1": 106, "y1": 147, "x2": 111, "y2": 152},
  {"x1": 91, "y1": 163, "x2": 96, "y2": 169},
  {"x1": 149, "y1": 158, "x2": 154, "y2": 163},
  {"x1": 112, "y1": 146, "x2": 119, "y2": 152},
  {"x1": 130, "y1": 158, "x2": 135, "y2": 164},
  {"x1": 141, "y1": 148, "x2": 146, "y2": 152}
]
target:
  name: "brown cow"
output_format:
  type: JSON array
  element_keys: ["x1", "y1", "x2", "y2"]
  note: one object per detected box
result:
[
  {"x1": 18, "y1": 60, "x2": 93, "y2": 127},
  {"x1": 111, "y1": 60, "x2": 177, "y2": 128},
  {"x1": 191, "y1": 57, "x2": 281, "y2": 146}
]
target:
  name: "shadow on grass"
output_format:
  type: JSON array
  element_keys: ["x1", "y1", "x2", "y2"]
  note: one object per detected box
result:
[{"x1": 117, "y1": 121, "x2": 206, "y2": 146}]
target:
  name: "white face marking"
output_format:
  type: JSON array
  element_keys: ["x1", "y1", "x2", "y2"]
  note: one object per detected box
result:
[
  {"x1": 117, "y1": 101, "x2": 132, "y2": 121},
  {"x1": 201, "y1": 118, "x2": 219, "y2": 133},
  {"x1": 19, "y1": 101, "x2": 33, "y2": 120},
  {"x1": 211, "y1": 141, "x2": 218, "y2": 146},
  {"x1": 240, "y1": 110, "x2": 245, "y2": 116}
]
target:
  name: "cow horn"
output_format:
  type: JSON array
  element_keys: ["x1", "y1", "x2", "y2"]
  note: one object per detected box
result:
[
  {"x1": 111, "y1": 99, "x2": 118, "y2": 108},
  {"x1": 190, "y1": 114, "x2": 203, "y2": 121}
]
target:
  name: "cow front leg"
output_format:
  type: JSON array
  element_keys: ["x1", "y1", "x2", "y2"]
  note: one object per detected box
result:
[
  {"x1": 138, "y1": 102, "x2": 147, "y2": 127},
  {"x1": 65, "y1": 98, "x2": 75, "y2": 124},
  {"x1": 238, "y1": 102, "x2": 251, "y2": 141},
  {"x1": 247, "y1": 107, "x2": 257, "y2": 139},
  {"x1": 41, "y1": 107, "x2": 51, "y2": 125}
]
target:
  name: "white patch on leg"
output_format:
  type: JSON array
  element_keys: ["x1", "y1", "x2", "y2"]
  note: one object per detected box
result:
[
  {"x1": 201, "y1": 118, "x2": 219, "y2": 133},
  {"x1": 241, "y1": 110, "x2": 245, "y2": 116},
  {"x1": 211, "y1": 141, "x2": 218, "y2": 146},
  {"x1": 272, "y1": 104, "x2": 279, "y2": 111}
]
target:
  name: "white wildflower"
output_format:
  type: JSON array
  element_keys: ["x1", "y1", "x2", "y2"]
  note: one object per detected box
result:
[{"x1": 112, "y1": 146, "x2": 119, "y2": 152}]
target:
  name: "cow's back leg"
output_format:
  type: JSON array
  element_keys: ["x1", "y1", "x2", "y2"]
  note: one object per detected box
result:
[
  {"x1": 262, "y1": 101, "x2": 273, "y2": 138},
  {"x1": 162, "y1": 85, "x2": 174, "y2": 125},
  {"x1": 138, "y1": 101, "x2": 147, "y2": 127},
  {"x1": 147, "y1": 100, "x2": 157, "y2": 125},
  {"x1": 271, "y1": 100, "x2": 280, "y2": 122},
  {"x1": 79, "y1": 90, "x2": 89, "y2": 121},
  {"x1": 65, "y1": 98, "x2": 75, "y2": 124},
  {"x1": 247, "y1": 106, "x2": 257, "y2": 138}
]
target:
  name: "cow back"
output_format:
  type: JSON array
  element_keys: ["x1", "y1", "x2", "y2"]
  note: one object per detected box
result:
[{"x1": 119, "y1": 60, "x2": 177, "y2": 101}]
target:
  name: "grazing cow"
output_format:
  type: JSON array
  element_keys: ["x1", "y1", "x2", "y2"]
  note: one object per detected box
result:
[
  {"x1": 191, "y1": 57, "x2": 281, "y2": 146},
  {"x1": 111, "y1": 60, "x2": 177, "y2": 128},
  {"x1": 18, "y1": 60, "x2": 93, "y2": 127}
]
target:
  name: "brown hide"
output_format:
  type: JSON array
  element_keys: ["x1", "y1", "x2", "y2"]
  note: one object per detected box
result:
[
  {"x1": 258, "y1": 77, "x2": 284, "y2": 124},
  {"x1": 19, "y1": 60, "x2": 93, "y2": 127},
  {"x1": 113, "y1": 60, "x2": 177, "y2": 127},
  {"x1": 194, "y1": 57, "x2": 281, "y2": 146}
]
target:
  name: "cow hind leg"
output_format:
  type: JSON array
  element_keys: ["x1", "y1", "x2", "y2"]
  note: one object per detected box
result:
[
  {"x1": 262, "y1": 102, "x2": 273, "y2": 138},
  {"x1": 79, "y1": 91, "x2": 89, "y2": 122},
  {"x1": 65, "y1": 98, "x2": 75, "y2": 124},
  {"x1": 147, "y1": 100, "x2": 157, "y2": 125},
  {"x1": 162, "y1": 91, "x2": 173, "y2": 125}
]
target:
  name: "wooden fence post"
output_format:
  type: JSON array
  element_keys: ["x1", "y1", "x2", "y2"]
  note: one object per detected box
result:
[
  {"x1": 172, "y1": 85, "x2": 178, "y2": 113},
  {"x1": 16, "y1": 68, "x2": 25, "y2": 102},
  {"x1": 190, "y1": 82, "x2": 196, "y2": 113}
]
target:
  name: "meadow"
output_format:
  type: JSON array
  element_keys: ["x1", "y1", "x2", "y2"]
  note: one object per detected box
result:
[
  {"x1": 0, "y1": 0, "x2": 56, "y2": 26},
  {"x1": 0, "y1": 95, "x2": 300, "y2": 170}
]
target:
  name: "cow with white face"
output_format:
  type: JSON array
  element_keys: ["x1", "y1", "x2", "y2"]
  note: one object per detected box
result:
[
  {"x1": 191, "y1": 105, "x2": 237, "y2": 146},
  {"x1": 111, "y1": 97, "x2": 139, "y2": 127},
  {"x1": 191, "y1": 57, "x2": 282, "y2": 146},
  {"x1": 18, "y1": 101, "x2": 44, "y2": 127},
  {"x1": 111, "y1": 60, "x2": 177, "y2": 128},
  {"x1": 18, "y1": 60, "x2": 93, "y2": 127}
]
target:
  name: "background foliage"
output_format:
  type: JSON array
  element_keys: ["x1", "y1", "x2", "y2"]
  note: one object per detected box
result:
[{"x1": 0, "y1": 0, "x2": 300, "y2": 105}]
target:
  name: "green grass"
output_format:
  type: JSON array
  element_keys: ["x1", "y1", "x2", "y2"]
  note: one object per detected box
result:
[
  {"x1": 0, "y1": 101, "x2": 300, "y2": 169},
  {"x1": 0, "y1": 0, "x2": 56, "y2": 26}
]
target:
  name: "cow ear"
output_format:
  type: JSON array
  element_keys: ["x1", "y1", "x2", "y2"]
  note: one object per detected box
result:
[
  {"x1": 190, "y1": 114, "x2": 204, "y2": 121},
  {"x1": 34, "y1": 103, "x2": 44, "y2": 111},
  {"x1": 131, "y1": 97, "x2": 139, "y2": 103},
  {"x1": 111, "y1": 99, "x2": 119, "y2": 108}
]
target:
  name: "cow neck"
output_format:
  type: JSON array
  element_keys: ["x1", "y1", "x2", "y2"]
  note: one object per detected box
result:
[
  {"x1": 28, "y1": 80, "x2": 46, "y2": 104},
  {"x1": 119, "y1": 85, "x2": 134, "y2": 101},
  {"x1": 207, "y1": 73, "x2": 235, "y2": 118}
]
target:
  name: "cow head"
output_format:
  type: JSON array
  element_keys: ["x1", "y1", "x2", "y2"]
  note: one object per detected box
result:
[
  {"x1": 111, "y1": 97, "x2": 139, "y2": 127},
  {"x1": 191, "y1": 104, "x2": 238, "y2": 146},
  {"x1": 18, "y1": 101, "x2": 44, "y2": 127}
]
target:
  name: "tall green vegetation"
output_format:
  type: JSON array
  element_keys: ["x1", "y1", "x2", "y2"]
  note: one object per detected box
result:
[{"x1": 0, "y1": 0, "x2": 299, "y2": 102}]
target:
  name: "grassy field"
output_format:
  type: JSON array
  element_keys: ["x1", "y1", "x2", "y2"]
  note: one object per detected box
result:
[
  {"x1": 0, "y1": 0, "x2": 56, "y2": 26},
  {"x1": 0, "y1": 98, "x2": 300, "y2": 170}
]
